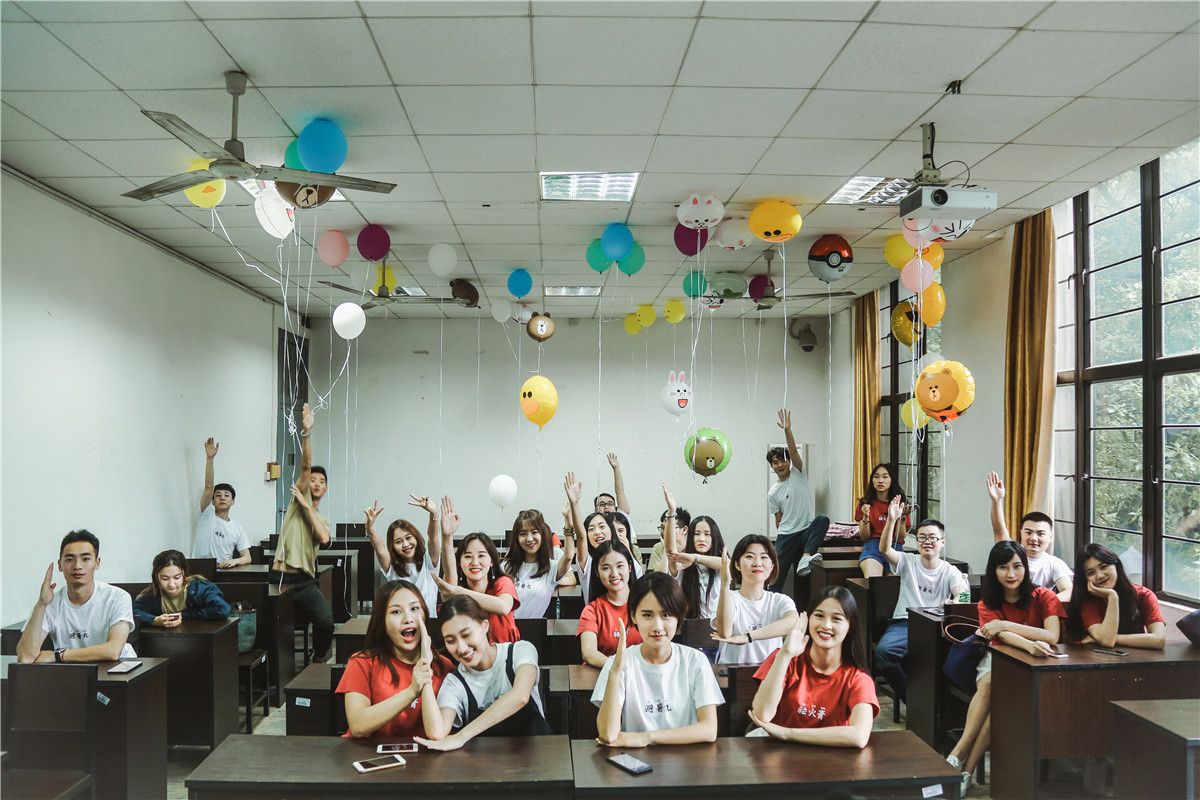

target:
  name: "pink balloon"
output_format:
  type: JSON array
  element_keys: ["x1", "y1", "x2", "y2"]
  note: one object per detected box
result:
[
  {"x1": 901, "y1": 257, "x2": 935, "y2": 293},
  {"x1": 674, "y1": 223, "x2": 708, "y2": 257},
  {"x1": 902, "y1": 225, "x2": 931, "y2": 249},
  {"x1": 317, "y1": 229, "x2": 349, "y2": 267},
  {"x1": 357, "y1": 224, "x2": 391, "y2": 261},
  {"x1": 748, "y1": 274, "x2": 772, "y2": 301}
]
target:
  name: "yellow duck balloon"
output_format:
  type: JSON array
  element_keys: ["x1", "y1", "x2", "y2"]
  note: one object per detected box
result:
[{"x1": 519, "y1": 375, "x2": 558, "y2": 429}]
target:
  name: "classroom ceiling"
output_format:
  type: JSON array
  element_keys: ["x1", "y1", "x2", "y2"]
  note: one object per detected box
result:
[{"x1": 1, "y1": 0, "x2": 1197, "y2": 320}]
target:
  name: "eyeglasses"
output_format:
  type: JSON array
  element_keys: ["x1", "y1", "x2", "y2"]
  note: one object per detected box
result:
[{"x1": 915, "y1": 534, "x2": 944, "y2": 543}]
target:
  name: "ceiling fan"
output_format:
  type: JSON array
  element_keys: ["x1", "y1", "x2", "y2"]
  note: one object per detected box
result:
[
  {"x1": 320, "y1": 267, "x2": 481, "y2": 310},
  {"x1": 704, "y1": 249, "x2": 855, "y2": 310},
  {"x1": 122, "y1": 71, "x2": 396, "y2": 202}
]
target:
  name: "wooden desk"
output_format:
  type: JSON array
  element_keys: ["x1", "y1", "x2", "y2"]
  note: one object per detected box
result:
[
  {"x1": 552, "y1": 585, "x2": 583, "y2": 620},
  {"x1": 570, "y1": 732, "x2": 961, "y2": 798},
  {"x1": 1, "y1": 656, "x2": 168, "y2": 800},
  {"x1": 334, "y1": 616, "x2": 369, "y2": 664},
  {"x1": 991, "y1": 641, "x2": 1200, "y2": 799},
  {"x1": 186, "y1": 734, "x2": 574, "y2": 798},
  {"x1": 216, "y1": 564, "x2": 334, "y2": 607},
  {"x1": 567, "y1": 662, "x2": 731, "y2": 740},
  {"x1": 265, "y1": 549, "x2": 359, "y2": 623},
  {"x1": 327, "y1": 535, "x2": 384, "y2": 613},
  {"x1": 1112, "y1": 698, "x2": 1200, "y2": 800},
  {"x1": 215, "y1": 582, "x2": 296, "y2": 706},
  {"x1": 847, "y1": 576, "x2": 899, "y2": 670},
  {"x1": 547, "y1": 618, "x2": 582, "y2": 666},
  {"x1": 906, "y1": 604, "x2": 977, "y2": 749},
  {"x1": 137, "y1": 619, "x2": 237, "y2": 749}
]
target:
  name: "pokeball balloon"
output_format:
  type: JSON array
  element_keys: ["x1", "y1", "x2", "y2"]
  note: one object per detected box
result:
[
  {"x1": 684, "y1": 427, "x2": 732, "y2": 479},
  {"x1": 275, "y1": 180, "x2": 335, "y2": 209},
  {"x1": 808, "y1": 234, "x2": 853, "y2": 284},
  {"x1": 527, "y1": 312, "x2": 555, "y2": 342},
  {"x1": 915, "y1": 360, "x2": 976, "y2": 423}
]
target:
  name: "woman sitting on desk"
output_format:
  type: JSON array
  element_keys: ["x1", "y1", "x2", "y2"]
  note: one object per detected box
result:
[{"x1": 133, "y1": 549, "x2": 230, "y2": 628}]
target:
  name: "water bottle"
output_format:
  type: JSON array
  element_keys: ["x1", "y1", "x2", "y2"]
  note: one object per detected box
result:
[{"x1": 957, "y1": 586, "x2": 971, "y2": 604}]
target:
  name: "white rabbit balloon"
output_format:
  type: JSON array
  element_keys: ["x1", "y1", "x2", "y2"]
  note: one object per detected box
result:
[{"x1": 660, "y1": 370, "x2": 693, "y2": 416}]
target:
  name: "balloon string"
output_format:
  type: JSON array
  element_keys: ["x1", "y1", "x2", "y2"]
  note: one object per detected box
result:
[
  {"x1": 781, "y1": 243, "x2": 788, "y2": 410},
  {"x1": 753, "y1": 310, "x2": 763, "y2": 405},
  {"x1": 439, "y1": 303, "x2": 445, "y2": 488},
  {"x1": 517, "y1": 324, "x2": 523, "y2": 484},
  {"x1": 476, "y1": 311, "x2": 482, "y2": 439},
  {"x1": 597, "y1": 286, "x2": 603, "y2": 489},
  {"x1": 827, "y1": 284, "x2": 833, "y2": 501}
]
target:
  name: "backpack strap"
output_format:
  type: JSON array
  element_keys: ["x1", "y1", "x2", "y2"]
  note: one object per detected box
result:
[{"x1": 504, "y1": 641, "x2": 516, "y2": 685}]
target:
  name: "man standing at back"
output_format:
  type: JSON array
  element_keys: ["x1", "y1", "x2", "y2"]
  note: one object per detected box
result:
[
  {"x1": 193, "y1": 437, "x2": 251, "y2": 568},
  {"x1": 767, "y1": 409, "x2": 830, "y2": 592}
]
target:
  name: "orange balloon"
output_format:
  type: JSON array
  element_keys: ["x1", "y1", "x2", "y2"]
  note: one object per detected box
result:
[
  {"x1": 922, "y1": 241, "x2": 945, "y2": 270},
  {"x1": 921, "y1": 282, "x2": 946, "y2": 326}
]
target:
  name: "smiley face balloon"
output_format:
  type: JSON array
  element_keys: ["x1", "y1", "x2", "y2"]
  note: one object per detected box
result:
[
  {"x1": 749, "y1": 200, "x2": 803, "y2": 243},
  {"x1": 519, "y1": 375, "x2": 558, "y2": 429}
]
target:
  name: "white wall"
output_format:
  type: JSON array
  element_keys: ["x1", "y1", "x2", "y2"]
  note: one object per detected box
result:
[{"x1": 2, "y1": 174, "x2": 278, "y2": 624}]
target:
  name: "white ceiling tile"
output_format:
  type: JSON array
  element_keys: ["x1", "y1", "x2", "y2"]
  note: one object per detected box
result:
[
  {"x1": 363, "y1": 1, "x2": 528, "y2": 15},
  {"x1": 370, "y1": 224, "x2": 461, "y2": 244},
  {"x1": 435, "y1": 172, "x2": 539, "y2": 202},
  {"x1": 539, "y1": 201, "x2": 629, "y2": 225},
  {"x1": 448, "y1": 203, "x2": 539, "y2": 225},
  {"x1": 0, "y1": 22, "x2": 112, "y2": 90},
  {"x1": 94, "y1": 203, "x2": 197, "y2": 228},
  {"x1": 702, "y1": 2, "x2": 872, "y2": 21},
  {"x1": 352, "y1": 201, "x2": 452, "y2": 226},
  {"x1": 626, "y1": 202, "x2": 681, "y2": 225},
  {"x1": 418, "y1": 135, "x2": 536, "y2": 172},
  {"x1": 960, "y1": 143, "x2": 1110, "y2": 181},
  {"x1": 398, "y1": 86, "x2": 534, "y2": 135},
  {"x1": 371, "y1": 17, "x2": 532, "y2": 85},
  {"x1": 42, "y1": 175, "x2": 143, "y2": 206},
  {"x1": 536, "y1": 86, "x2": 672, "y2": 134},
  {"x1": 1006, "y1": 181, "x2": 1094, "y2": 211},
  {"x1": 533, "y1": 1, "x2": 701, "y2": 16},
  {"x1": 46, "y1": 21, "x2": 234, "y2": 90},
  {"x1": 341, "y1": 173, "x2": 442, "y2": 203},
  {"x1": 782, "y1": 90, "x2": 941, "y2": 140},
  {"x1": 191, "y1": 1, "x2": 359, "y2": 18},
  {"x1": 74, "y1": 138, "x2": 210, "y2": 178},
  {"x1": 678, "y1": 20, "x2": 856, "y2": 88},
  {"x1": 1031, "y1": 1, "x2": 1199, "y2": 32},
  {"x1": 0, "y1": 102, "x2": 56, "y2": 140},
  {"x1": 660, "y1": 88, "x2": 808, "y2": 137},
  {"x1": 537, "y1": 135, "x2": 655, "y2": 172},
  {"x1": 458, "y1": 225, "x2": 541, "y2": 244},
  {"x1": 1088, "y1": 34, "x2": 1200, "y2": 101},
  {"x1": 465, "y1": 244, "x2": 541, "y2": 262},
  {"x1": 869, "y1": 1, "x2": 1047, "y2": 27},
  {"x1": 801, "y1": 205, "x2": 898, "y2": 230},
  {"x1": 4, "y1": 90, "x2": 165, "y2": 139},
  {"x1": 1, "y1": 2, "x2": 32, "y2": 20},
  {"x1": 1058, "y1": 147, "x2": 1167, "y2": 183},
  {"x1": 147, "y1": 226, "x2": 229, "y2": 247},
  {"x1": 966, "y1": 30, "x2": 1170, "y2": 96},
  {"x1": 123, "y1": 88, "x2": 291, "y2": 140},
  {"x1": 207, "y1": 19, "x2": 390, "y2": 87},
  {"x1": 857, "y1": 140, "x2": 999, "y2": 178},
  {"x1": 897, "y1": 95, "x2": 1072, "y2": 143},
  {"x1": 731, "y1": 175, "x2": 847, "y2": 204},
  {"x1": 645, "y1": 136, "x2": 771, "y2": 173},
  {"x1": 538, "y1": 243, "x2": 591, "y2": 261},
  {"x1": 539, "y1": 225, "x2": 606, "y2": 244},
  {"x1": 819, "y1": 23, "x2": 1011, "y2": 93},
  {"x1": 0, "y1": 139, "x2": 115, "y2": 177},
  {"x1": 533, "y1": 17, "x2": 693, "y2": 85},
  {"x1": 969, "y1": 179, "x2": 1049, "y2": 206},
  {"x1": 631, "y1": 172, "x2": 743, "y2": 202},
  {"x1": 260, "y1": 87, "x2": 413, "y2": 137},
  {"x1": 23, "y1": 1, "x2": 194, "y2": 21},
  {"x1": 973, "y1": 208, "x2": 1036, "y2": 231},
  {"x1": 339, "y1": 136, "x2": 429, "y2": 173},
  {"x1": 1128, "y1": 108, "x2": 1200, "y2": 147},
  {"x1": 1018, "y1": 98, "x2": 1193, "y2": 147},
  {"x1": 757, "y1": 138, "x2": 888, "y2": 177}
]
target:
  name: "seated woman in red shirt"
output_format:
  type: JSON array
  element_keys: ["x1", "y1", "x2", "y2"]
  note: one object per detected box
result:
[
  {"x1": 748, "y1": 585, "x2": 878, "y2": 748},
  {"x1": 434, "y1": 502, "x2": 521, "y2": 643},
  {"x1": 337, "y1": 579, "x2": 453, "y2": 738},
  {"x1": 1068, "y1": 543, "x2": 1166, "y2": 650},
  {"x1": 854, "y1": 463, "x2": 910, "y2": 578},
  {"x1": 579, "y1": 541, "x2": 642, "y2": 667}
]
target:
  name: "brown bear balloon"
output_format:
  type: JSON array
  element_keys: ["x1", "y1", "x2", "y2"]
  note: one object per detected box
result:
[
  {"x1": 690, "y1": 438, "x2": 726, "y2": 477},
  {"x1": 527, "y1": 312, "x2": 554, "y2": 342},
  {"x1": 275, "y1": 180, "x2": 335, "y2": 209}
]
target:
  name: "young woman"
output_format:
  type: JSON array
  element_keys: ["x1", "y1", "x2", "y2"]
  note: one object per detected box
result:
[
  {"x1": 503, "y1": 507, "x2": 575, "y2": 620},
  {"x1": 855, "y1": 464, "x2": 910, "y2": 577},
  {"x1": 947, "y1": 541, "x2": 1065, "y2": 796},
  {"x1": 415, "y1": 595, "x2": 550, "y2": 750},
  {"x1": 611, "y1": 510, "x2": 644, "y2": 566},
  {"x1": 1068, "y1": 543, "x2": 1166, "y2": 650},
  {"x1": 337, "y1": 579, "x2": 453, "y2": 738},
  {"x1": 133, "y1": 550, "x2": 231, "y2": 627},
  {"x1": 566, "y1": 472, "x2": 642, "y2": 603},
  {"x1": 579, "y1": 541, "x2": 642, "y2": 667},
  {"x1": 712, "y1": 535, "x2": 800, "y2": 665},
  {"x1": 748, "y1": 586, "x2": 878, "y2": 747},
  {"x1": 594, "y1": 572, "x2": 723, "y2": 747},
  {"x1": 365, "y1": 495, "x2": 441, "y2": 613},
  {"x1": 667, "y1": 512, "x2": 727, "y2": 619},
  {"x1": 434, "y1": 496, "x2": 521, "y2": 643}
]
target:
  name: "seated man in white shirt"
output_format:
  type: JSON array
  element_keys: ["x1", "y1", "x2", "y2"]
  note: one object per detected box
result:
[
  {"x1": 193, "y1": 437, "x2": 251, "y2": 569},
  {"x1": 17, "y1": 529, "x2": 136, "y2": 663}
]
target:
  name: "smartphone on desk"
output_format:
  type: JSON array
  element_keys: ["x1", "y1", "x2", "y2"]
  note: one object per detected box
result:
[
  {"x1": 607, "y1": 753, "x2": 652, "y2": 776},
  {"x1": 107, "y1": 661, "x2": 143, "y2": 674},
  {"x1": 1090, "y1": 645, "x2": 1129, "y2": 657},
  {"x1": 353, "y1": 755, "x2": 406, "y2": 773},
  {"x1": 377, "y1": 743, "x2": 418, "y2": 754}
]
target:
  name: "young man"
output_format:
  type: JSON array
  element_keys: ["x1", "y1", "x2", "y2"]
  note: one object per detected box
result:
[
  {"x1": 596, "y1": 452, "x2": 643, "y2": 564},
  {"x1": 647, "y1": 506, "x2": 690, "y2": 574},
  {"x1": 271, "y1": 403, "x2": 335, "y2": 661},
  {"x1": 986, "y1": 471, "x2": 1073, "y2": 601},
  {"x1": 17, "y1": 530, "x2": 136, "y2": 663},
  {"x1": 767, "y1": 409, "x2": 831, "y2": 590},
  {"x1": 193, "y1": 437, "x2": 251, "y2": 569},
  {"x1": 872, "y1": 497, "x2": 968, "y2": 702}
]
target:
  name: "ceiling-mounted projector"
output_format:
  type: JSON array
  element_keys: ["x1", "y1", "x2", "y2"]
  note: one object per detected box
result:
[{"x1": 899, "y1": 186, "x2": 998, "y2": 220}]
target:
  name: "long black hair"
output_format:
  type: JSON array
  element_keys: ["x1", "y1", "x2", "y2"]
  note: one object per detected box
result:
[
  {"x1": 1067, "y1": 543, "x2": 1143, "y2": 641},
  {"x1": 502, "y1": 509, "x2": 554, "y2": 579},
  {"x1": 385, "y1": 519, "x2": 426, "y2": 578},
  {"x1": 360, "y1": 579, "x2": 430, "y2": 686},
  {"x1": 680, "y1": 516, "x2": 725, "y2": 618},
  {"x1": 808, "y1": 585, "x2": 869, "y2": 673},
  {"x1": 582, "y1": 511, "x2": 616, "y2": 559},
  {"x1": 857, "y1": 462, "x2": 907, "y2": 508},
  {"x1": 457, "y1": 532, "x2": 503, "y2": 585},
  {"x1": 587, "y1": 540, "x2": 636, "y2": 603},
  {"x1": 982, "y1": 540, "x2": 1033, "y2": 611}
]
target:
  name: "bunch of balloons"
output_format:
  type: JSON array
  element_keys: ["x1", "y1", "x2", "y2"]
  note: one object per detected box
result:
[
  {"x1": 587, "y1": 223, "x2": 644, "y2": 276},
  {"x1": 288, "y1": 118, "x2": 348, "y2": 175},
  {"x1": 623, "y1": 303, "x2": 658, "y2": 335}
]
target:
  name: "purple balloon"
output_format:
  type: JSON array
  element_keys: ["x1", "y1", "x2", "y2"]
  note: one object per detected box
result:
[
  {"x1": 674, "y1": 223, "x2": 709, "y2": 257},
  {"x1": 748, "y1": 274, "x2": 773, "y2": 301},
  {"x1": 357, "y1": 224, "x2": 391, "y2": 261}
]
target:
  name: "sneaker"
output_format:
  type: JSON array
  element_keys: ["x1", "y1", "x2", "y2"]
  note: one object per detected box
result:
[
  {"x1": 946, "y1": 754, "x2": 962, "y2": 770},
  {"x1": 796, "y1": 554, "x2": 814, "y2": 575},
  {"x1": 960, "y1": 771, "x2": 973, "y2": 797},
  {"x1": 810, "y1": 552, "x2": 823, "y2": 569}
]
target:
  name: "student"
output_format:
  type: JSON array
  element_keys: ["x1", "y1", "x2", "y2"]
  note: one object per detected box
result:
[
  {"x1": 503, "y1": 506, "x2": 575, "y2": 620},
  {"x1": 947, "y1": 540, "x2": 1065, "y2": 796},
  {"x1": 192, "y1": 437, "x2": 251, "y2": 568},
  {"x1": 579, "y1": 541, "x2": 642, "y2": 667},
  {"x1": 748, "y1": 586, "x2": 879, "y2": 748},
  {"x1": 663, "y1": 485, "x2": 726, "y2": 619},
  {"x1": 17, "y1": 530, "x2": 136, "y2": 663},
  {"x1": 133, "y1": 549, "x2": 231, "y2": 627},
  {"x1": 416, "y1": 595, "x2": 550, "y2": 750},
  {"x1": 598, "y1": 452, "x2": 645, "y2": 562},
  {"x1": 567, "y1": 473, "x2": 642, "y2": 603},
  {"x1": 594, "y1": 572, "x2": 723, "y2": 747},
  {"x1": 337, "y1": 579, "x2": 454, "y2": 738},
  {"x1": 871, "y1": 497, "x2": 968, "y2": 702},
  {"x1": 712, "y1": 535, "x2": 800, "y2": 665},
  {"x1": 364, "y1": 494, "x2": 441, "y2": 614},
  {"x1": 854, "y1": 463, "x2": 910, "y2": 578},
  {"x1": 610, "y1": 511, "x2": 644, "y2": 566},
  {"x1": 768, "y1": 409, "x2": 831, "y2": 587},
  {"x1": 647, "y1": 505, "x2": 691, "y2": 575},
  {"x1": 1067, "y1": 543, "x2": 1166, "y2": 650},
  {"x1": 435, "y1": 499, "x2": 521, "y2": 644},
  {"x1": 986, "y1": 471, "x2": 1073, "y2": 601}
]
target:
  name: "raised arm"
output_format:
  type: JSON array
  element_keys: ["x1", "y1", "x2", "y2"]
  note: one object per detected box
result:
[
  {"x1": 438, "y1": 496, "x2": 460, "y2": 586},
  {"x1": 363, "y1": 500, "x2": 390, "y2": 573},
  {"x1": 199, "y1": 437, "x2": 218, "y2": 512},
  {"x1": 409, "y1": 495, "x2": 440, "y2": 568},
  {"x1": 778, "y1": 409, "x2": 803, "y2": 471},
  {"x1": 608, "y1": 453, "x2": 631, "y2": 514},
  {"x1": 565, "y1": 473, "x2": 587, "y2": 571},
  {"x1": 433, "y1": 575, "x2": 515, "y2": 616},
  {"x1": 17, "y1": 564, "x2": 56, "y2": 663},
  {"x1": 751, "y1": 618, "x2": 807, "y2": 723},
  {"x1": 879, "y1": 496, "x2": 905, "y2": 569},
  {"x1": 417, "y1": 622, "x2": 452, "y2": 738},
  {"x1": 555, "y1": 515, "x2": 576, "y2": 581},
  {"x1": 984, "y1": 614, "x2": 1061, "y2": 648},
  {"x1": 295, "y1": 403, "x2": 314, "y2": 491},
  {"x1": 713, "y1": 554, "x2": 735, "y2": 639},
  {"x1": 663, "y1": 484, "x2": 680, "y2": 577},
  {"x1": 596, "y1": 622, "x2": 627, "y2": 744},
  {"x1": 291, "y1": 485, "x2": 330, "y2": 546},
  {"x1": 986, "y1": 471, "x2": 1010, "y2": 542}
]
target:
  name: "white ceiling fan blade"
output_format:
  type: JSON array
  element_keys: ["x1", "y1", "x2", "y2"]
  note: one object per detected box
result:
[
  {"x1": 123, "y1": 169, "x2": 217, "y2": 201},
  {"x1": 141, "y1": 110, "x2": 236, "y2": 162},
  {"x1": 256, "y1": 166, "x2": 396, "y2": 195}
]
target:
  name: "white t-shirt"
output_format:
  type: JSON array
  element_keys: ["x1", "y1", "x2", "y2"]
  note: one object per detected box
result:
[
  {"x1": 192, "y1": 505, "x2": 250, "y2": 562},
  {"x1": 579, "y1": 552, "x2": 645, "y2": 605},
  {"x1": 381, "y1": 551, "x2": 439, "y2": 614},
  {"x1": 512, "y1": 547, "x2": 563, "y2": 620},
  {"x1": 591, "y1": 643, "x2": 724, "y2": 732},
  {"x1": 767, "y1": 468, "x2": 815, "y2": 535},
  {"x1": 1028, "y1": 553, "x2": 1072, "y2": 591},
  {"x1": 675, "y1": 567, "x2": 724, "y2": 619},
  {"x1": 892, "y1": 554, "x2": 969, "y2": 619},
  {"x1": 714, "y1": 589, "x2": 797, "y2": 665},
  {"x1": 435, "y1": 641, "x2": 544, "y2": 727},
  {"x1": 40, "y1": 581, "x2": 137, "y2": 659}
]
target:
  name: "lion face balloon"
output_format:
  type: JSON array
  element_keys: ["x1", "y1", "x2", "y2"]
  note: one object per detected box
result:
[{"x1": 915, "y1": 360, "x2": 976, "y2": 423}]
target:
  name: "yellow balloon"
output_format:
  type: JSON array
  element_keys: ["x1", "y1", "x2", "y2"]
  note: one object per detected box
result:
[
  {"x1": 915, "y1": 359, "x2": 977, "y2": 423},
  {"x1": 922, "y1": 241, "x2": 945, "y2": 270},
  {"x1": 636, "y1": 304, "x2": 656, "y2": 329},
  {"x1": 921, "y1": 282, "x2": 946, "y2": 326},
  {"x1": 884, "y1": 234, "x2": 916, "y2": 269},
  {"x1": 624, "y1": 313, "x2": 642, "y2": 336},
  {"x1": 519, "y1": 375, "x2": 558, "y2": 429},
  {"x1": 890, "y1": 300, "x2": 922, "y2": 348},
  {"x1": 900, "y1": 398, "x2": 930, "y2": 429},
  {"x1": 373, "y1": 264, "x2": 397, "y2": 296},
  {"x1": 664, "y1": 298, "x2": 686, "y2": 324},
  {"x1": 749, "y1": 200, "x2": 802, "y2": 242},
  {"x1": 183, "y1": 158, "x2": 226, "y2": 209}
]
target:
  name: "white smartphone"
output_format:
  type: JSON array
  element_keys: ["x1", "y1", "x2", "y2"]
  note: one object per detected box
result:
[
  {"x1": 107, "y1": 661, "x2": 143, "y2": 674},
  {"x1": 377, "y1": 743, "x2": 418, "y2": 754},
  {"x1": 353, "y1": 754, "x2": 406, "y2": 773}
]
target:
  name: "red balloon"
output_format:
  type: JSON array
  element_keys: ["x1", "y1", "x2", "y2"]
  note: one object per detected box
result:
[
  {"x1": 674, "y1": 223, "x2": 708, "y2": 256},
  {"x1": 357, "y1": 224, "x2": 391, "y2": 261},
  {"x1": 748, "y1": 274, "x2": 773, "y2": 301}
]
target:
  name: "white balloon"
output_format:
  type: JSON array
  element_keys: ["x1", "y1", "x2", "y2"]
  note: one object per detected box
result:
[
  {"x1": 491, "y1": 299, "x2": 513, "y2": 323},
  {"x1": 932, "y1": 219, "x2": 976, "y2": 241},
  {"x1": 660, "y1": 370, "x2": 693, "y2": 416},
  {"x1": 676, "y1": 193, "x2": 725, "y2": 229},
  {"x1": 255, "y1": 191, "x2": 295, "y2": 240},
  {"x1": 714, "y1": 217, "x2": 752, "y2": 251},
  {"x1": 488, "y1": 474, "x2": 517, "y2": 507},
  {"x1": 917, "y1": 351, "x2": 945, "y2": 373},
  {"x1": 516, "y1": 307, "x2": 534, "y2": 324},
  {"x1": 332, "y1": 302, "x2": 366, "y2": 340},
  {"x1": 428, "y1": 243, "x2": 458, "y2": 277}
]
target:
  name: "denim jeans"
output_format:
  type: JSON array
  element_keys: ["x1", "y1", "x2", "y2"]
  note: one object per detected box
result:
[
  {"x1": 874, "y1": 619, "x2": 909, "y2": 701},
  {"x1": 769, "y1": 515, "x2": 831, "y2": 593},
  {"x1": 288, "y1": 577, "x2": 334, "y2": 660}
]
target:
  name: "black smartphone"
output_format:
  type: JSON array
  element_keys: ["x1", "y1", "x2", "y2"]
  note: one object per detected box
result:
[
  {"x1": 607, "y1": 753, "x2": 652, "y2": 776},
  {"x1": 1091, "y1": 645, "x2": 1129, "y2": 657}
]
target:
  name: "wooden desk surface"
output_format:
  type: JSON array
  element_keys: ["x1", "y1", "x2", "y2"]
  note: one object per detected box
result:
[
  {"x1": 1112, "y1": 698, "x2": 1200, "y2": 743},
  {"x1": 992, "y1": 640, "x2": 1200, "y2": 670},
  {"x1": 0, "y1": 655, "x2": 170, "y2": 683},
  {"x1": 217, "y1": 564, "x2": 333, "y2": 578},
  {"x1": 138, "y1": 619, "x2": 237, "y2": 638},
  {"x1": 548, "y1": 618, "x2": 580, "y2": 636},
  {"x1": 554, "y1": 585, "x2": 582, "y2": 598},
  {"x1": 569, "y1": 732, "x2": 959, "y2": 798},
  {"x1": 335, "y1": 616, "x2": 370, "y2": 636}
]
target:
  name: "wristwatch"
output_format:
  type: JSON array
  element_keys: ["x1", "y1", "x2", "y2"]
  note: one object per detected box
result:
[{"x1": 54, "y1": 648, "x2": 66, "y2": 663}]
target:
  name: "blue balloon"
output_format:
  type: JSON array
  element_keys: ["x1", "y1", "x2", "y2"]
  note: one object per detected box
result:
[
  {"x1": 507, "y1": 268, "x2": 533, "y2": 298},
  {"x1": 296, "y1": 118, "x2": 347, "y2": 174},
  {"x1": 600, "y1": 223, "x2": 634, "y2": 261}
]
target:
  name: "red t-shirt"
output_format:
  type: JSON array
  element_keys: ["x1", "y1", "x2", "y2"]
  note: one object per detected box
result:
[
  {"x1": 1078, "y1": 583, "x2": 1164, "y2": 632},
  {"x1": 577, "y1": 594, "x2": 642, "y2": 656},
  {"x1": 977, "y1": 586, "x2": 1066, "y2": 643},
  {"x1": 854, "y1": 498, "x2": 910, "y2": 541},
  {"x1": 752, "y1": 649, "x2": 879, "y2": 728},
  {"x1": 486, "y1": 576, "x2": 521, "y2": 644},
  {"x1": 335, "y1": 651, "x2": 454, "y2": 739}
]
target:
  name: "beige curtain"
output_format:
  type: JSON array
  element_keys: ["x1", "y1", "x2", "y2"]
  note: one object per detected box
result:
[
  {"x1": 853, "y1": 292, "x2": 881, "y2": 516},
  {"x1": 1004, "y1": 209, "x2": 1057, "y2": 533}
]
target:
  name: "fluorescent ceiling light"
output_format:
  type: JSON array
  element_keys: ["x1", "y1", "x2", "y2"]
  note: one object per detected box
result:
[
  {"x1": 544, "y1": 285, "x2": 602, "y2": 296},
  {"x1": 827, "y1": 176, "x2": 914, "y2": 205},
  {"x1": 399, "y1": 286, "x2": 427, "y2": 297},
  {"x1": 540, "y1": 172, "x2": 639, "y2": 202}
]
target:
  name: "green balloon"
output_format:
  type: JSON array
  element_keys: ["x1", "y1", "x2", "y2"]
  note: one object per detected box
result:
[
  {"x1": 682, "y1": 270, "x2": 708, "y2": 297},
  {"x1": 684, "y1": 427, "x2": 732, "y2": 479},
  {"x1": 284, "y1": 139, "x2": 305, "y2": 170},
  {"x1": 586, "y1": 238, "x2": 612, "y2": 273},
  {"x1": 618, "y1": 241, "x2": 645, "y2": 276}
]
